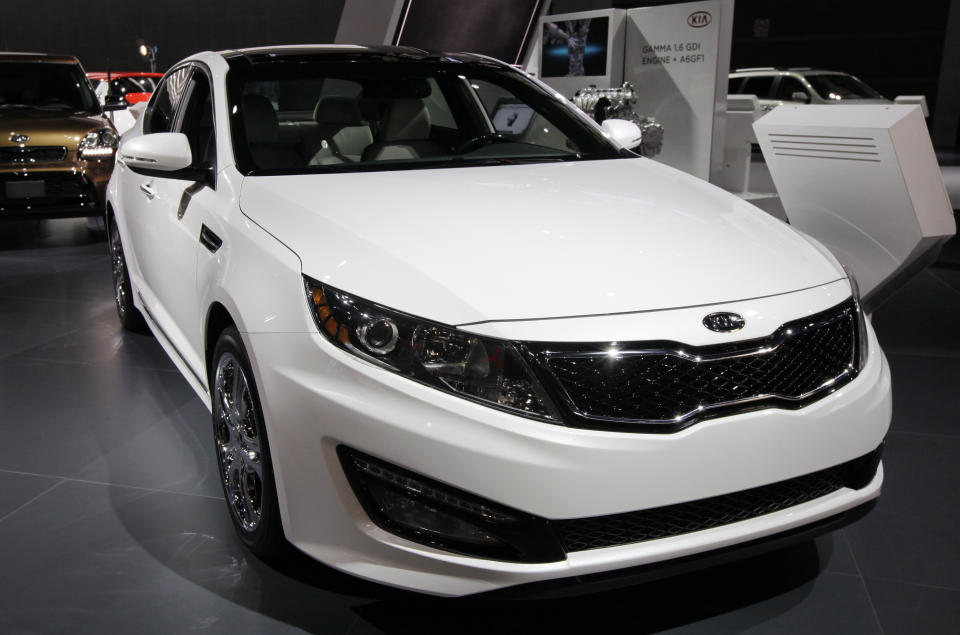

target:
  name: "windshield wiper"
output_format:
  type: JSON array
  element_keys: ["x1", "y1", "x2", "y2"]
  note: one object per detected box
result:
[{"x1": 0, "y1": 103, "x2": 34, "y2": 110}]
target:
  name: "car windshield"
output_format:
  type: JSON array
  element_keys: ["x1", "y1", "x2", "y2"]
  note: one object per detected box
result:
[
  {"x1": 806, "y1": 74, "x2": 883, "y2": 101},
  {"x1": 226, "y1": 57, "x2": 624, "y2": 174},
  {"x1": 0, "y1": 62, "x2": 100, "y2": 112}
]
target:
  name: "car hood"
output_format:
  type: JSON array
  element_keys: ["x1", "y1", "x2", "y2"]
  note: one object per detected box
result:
[
  {"x1": 239, "y1": 158, "x2": 844, "y2": 325},
  {"x1": 0, "y1": 110, "x2": 110, "y2": 150}
]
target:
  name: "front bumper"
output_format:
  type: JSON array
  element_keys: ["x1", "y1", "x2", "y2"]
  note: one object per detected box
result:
[
  {"x1": 244, "y1": 302, "x2": 890, "y2": 596},
  {"x1": 0, "y1": 156, "x2": 112, "y2": 219}
]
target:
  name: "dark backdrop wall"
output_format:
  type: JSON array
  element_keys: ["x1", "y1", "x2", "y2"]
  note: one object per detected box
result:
[{"x1": 0, "y1": 0, "x2": 345, "y2": 72}]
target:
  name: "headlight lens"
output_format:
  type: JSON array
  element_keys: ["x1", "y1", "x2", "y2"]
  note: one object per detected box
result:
[
  {"x1": 845, "y1": 268, "x2": 869, "y2": 369},
  {"x1": 79, "y1": 128, "x2": 119, "y2": 159},
  {"x1": 304, "y1": 277, "x2": 558, "y2": 420}
]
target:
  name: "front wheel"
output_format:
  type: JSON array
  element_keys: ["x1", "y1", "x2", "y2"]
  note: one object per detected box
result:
[
  {"x1": 211, "y1": 327, "x2": 285, "y2": 558},
  {"x1": 109, "y1": 217, "x2": 148, "y2": 333}
]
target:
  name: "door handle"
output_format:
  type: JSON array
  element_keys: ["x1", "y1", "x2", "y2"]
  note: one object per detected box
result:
[{"x1": 139, "y1": 183, "x2": 156, "y2": 200}]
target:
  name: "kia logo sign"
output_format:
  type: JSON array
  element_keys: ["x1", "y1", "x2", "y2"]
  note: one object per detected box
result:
[{"x1": 688, "y1": 11, "x2": 712, "y2": 28}]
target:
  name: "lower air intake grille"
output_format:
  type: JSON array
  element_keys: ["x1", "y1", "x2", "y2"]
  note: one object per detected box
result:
[
  {"x1": 0, "y1": 146, "x2": 68, "y2": 164},
  {"x1": 554, "y1": 448, "x2": 881, "y2": 553}
]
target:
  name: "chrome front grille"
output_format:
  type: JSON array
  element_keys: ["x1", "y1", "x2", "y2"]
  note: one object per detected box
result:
[
  {"x1": 0, "y1": 146, "x2": 68, "y2": 164},
  {"x1": 526, "y1": 299, "x2": 859, "y2": 430}
]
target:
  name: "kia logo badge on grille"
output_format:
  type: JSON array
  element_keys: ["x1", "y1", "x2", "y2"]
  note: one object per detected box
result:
[
  {"x1": 10, "y1": 133, "x2": 29, "y2": 144},
  {"x1": 703, "y1": 312, "x2": 745, "y2": 332}
]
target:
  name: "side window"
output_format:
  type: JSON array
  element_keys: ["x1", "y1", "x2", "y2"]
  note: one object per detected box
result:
[
  {"x1": 728, "y1": 77, "x2": 743, "y2": 94},
  {"x1": 176, "y1": 71, "x2": 216, "y2": 169},
  {"x1": 740, "y1": 76, "x2": 774, "y2": 99},
  {"x1": 145, "y1": 66, "x2": 191, "y2": 134},
  {"x1": 776, "y1": 76, "x2": 808, "y2": 102}
]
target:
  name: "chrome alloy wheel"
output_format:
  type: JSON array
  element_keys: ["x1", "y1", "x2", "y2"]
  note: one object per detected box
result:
[
  {"x1": 213, "y1": 353, "x2": 264, "y2": 532},
  {"x1": 109, "y1": 222, "x2": 129, "y2": 319}
]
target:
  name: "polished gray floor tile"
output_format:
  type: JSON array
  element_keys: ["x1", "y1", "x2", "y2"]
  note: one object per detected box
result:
[
  {"x1": 0, "y1": 480, "x2": 365, "y2": 635},
  {"x1": 864, "y1": 577, "x2": 960, "y2": 635},
  {"x1": 0, "y1": 358, "x2": 217, "y2": 497},
  {"x1": 872, "y1": 269, "x2": 960, "y2": 357},
  {"x1": 884, "y1": 353, "x2": 960, "y2": 436},
  {"x1": 845, "y1": 431, "x2": 960, "y2": 590},
  {"x1": 0, "y1": 470, "x2": 62, "y2": 521}
]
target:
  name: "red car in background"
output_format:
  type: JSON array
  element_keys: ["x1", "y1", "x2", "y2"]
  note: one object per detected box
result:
[{"x1": 87, "y1": 71, "x2": 163, "y2": 105}]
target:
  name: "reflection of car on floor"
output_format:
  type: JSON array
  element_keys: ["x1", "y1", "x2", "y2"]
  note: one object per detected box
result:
[
  {"x1": 729, "y1": 68, "x2": 889, "y2": 112},
  {"x1": 107, "y1": 45, "x2": 890, "y2": 596},
  {"x1": 88, "y1": 72, "x2": 163, "y2": 136},
  {"x1": 1, "y1": 52, "x2": 121, "y2": 222}
]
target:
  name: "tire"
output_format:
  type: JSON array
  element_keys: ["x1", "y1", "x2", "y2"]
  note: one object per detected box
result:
[
  {"x1": 211, "y1": 327, "x2": 286, "y2": 558},
  {"x1": 108, "y1": 217, "x2": 149, "y2": 333}
]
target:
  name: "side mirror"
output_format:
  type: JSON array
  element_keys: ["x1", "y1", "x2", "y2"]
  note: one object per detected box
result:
[
  {"x1": 601, "y1": 118, "x2": 643, "y2": 150},
  {"x1": 791, "y1": 91, "x2": 811, "y2": 104},
  {"x1": 120, "y1": 133, "x2": 193, "y2": 172}
]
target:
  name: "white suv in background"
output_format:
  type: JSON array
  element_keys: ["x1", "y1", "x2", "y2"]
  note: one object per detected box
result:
[{"x1": 729, "y1": 68, "x2": 890, "y2": 112}]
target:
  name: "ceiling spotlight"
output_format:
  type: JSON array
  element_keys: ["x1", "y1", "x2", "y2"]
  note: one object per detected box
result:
[{"x1": 136, "y1": 38, "x2": 158, "y2": 73}]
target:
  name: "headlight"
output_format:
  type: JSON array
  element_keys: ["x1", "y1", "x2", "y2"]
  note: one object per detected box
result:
[
  {"x1": 845, "y1": 267, "x2": 869, "y2": 369},
  {"x1": 304, "y1": 277, "x2": 558, "y2": 421},
  {"x1": 79, "y1": 128, "x2": 118, "y2": 159}
]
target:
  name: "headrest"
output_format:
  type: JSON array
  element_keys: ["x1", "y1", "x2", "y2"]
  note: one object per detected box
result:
[
  {"x1": 382, "y1": 99, "x2": 431, "y2": 140},
  {"x1": 363, "y1": 77, "x2": 432, "y2": 100},
  {"x1": 242, "y1": 94, "x2": 279, "y2": 144},
  {"x1": 313, "y1": 96, "x2": 363, "y2": 125}
]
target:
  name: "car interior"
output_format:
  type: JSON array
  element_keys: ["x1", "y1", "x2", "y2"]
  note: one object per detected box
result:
[{"x1": 238, "y1": 73, "x2": 577, "y2": 170}]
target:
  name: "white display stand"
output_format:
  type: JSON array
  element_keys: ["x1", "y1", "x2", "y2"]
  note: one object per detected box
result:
[
  {"x1": 755, "y1": 104, "x2": 956, "y2": 308},
  {"x1": 719, "y1": 94, "x2": 760, "y2": 192},
  {"x1": 622, "y1": 0, "x2": 733, "y2": 181}
]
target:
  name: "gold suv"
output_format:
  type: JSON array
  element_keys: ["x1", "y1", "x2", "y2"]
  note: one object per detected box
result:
[{"x1": 0, "y1": 52, "x2": 122, "y2": 220}]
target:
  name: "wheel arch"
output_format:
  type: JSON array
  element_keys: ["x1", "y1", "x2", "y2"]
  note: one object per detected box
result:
[{"x1": 205, "y1": 301, "x2": 237, "y2": 383}]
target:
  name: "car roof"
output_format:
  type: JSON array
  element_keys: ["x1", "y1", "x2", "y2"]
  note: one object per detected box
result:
[
  {"x1": 218, "y1": 44, "x2": 493, "y2": 65},
  {"x1": 0, "y1": 52, "x2": 80, "y2": 64},
  {"x1": 86, "y1": 71, "x2": 165, "y2": 80}
]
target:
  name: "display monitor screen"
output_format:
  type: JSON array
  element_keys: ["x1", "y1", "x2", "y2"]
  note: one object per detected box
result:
[
  {"x1": 395, "y1": 0, "x2": 544, "y2": 65},
  {"x1": 540, "y1": 16, "x2": 609, "y2": 78},
  {"x1": 490, "y1": 99, "x2": 535, "y2": 134}
]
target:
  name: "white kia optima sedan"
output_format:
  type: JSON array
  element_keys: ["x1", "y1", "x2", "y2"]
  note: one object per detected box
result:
[{"x1": 106, "y1": 45, "x2": 890, "y2": 596}]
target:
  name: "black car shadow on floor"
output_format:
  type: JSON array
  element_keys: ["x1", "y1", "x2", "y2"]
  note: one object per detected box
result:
[
  {"x1": 0, "y1": 218, "x2": 104, "y2": 251},
  {"x1": 353, "y1": 539, "x2": 829, "y2": 634},
  {"x1": 112, "y1": 470, "x2": 830, "y2": 635}
]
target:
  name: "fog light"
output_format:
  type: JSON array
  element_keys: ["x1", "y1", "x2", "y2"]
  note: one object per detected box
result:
[
  {"x1": 338, "y1": 446, "x2": 565, "y2": 563},
  {"x1": 367, "y1": 481, "x2": 503, "y2": 546}
]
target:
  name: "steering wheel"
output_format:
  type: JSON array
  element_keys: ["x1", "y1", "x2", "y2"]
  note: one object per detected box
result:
[{"x1": 454, "y1": 133, "x2": 510, "y2": 155}]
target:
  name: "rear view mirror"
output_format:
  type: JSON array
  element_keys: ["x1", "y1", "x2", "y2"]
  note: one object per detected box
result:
[
  {"x1": 791, "y1": 91, "x2": 811, "y2": 104},
  {"x1": 601, "y1": 118, "x2": 643, "y2": 151}
]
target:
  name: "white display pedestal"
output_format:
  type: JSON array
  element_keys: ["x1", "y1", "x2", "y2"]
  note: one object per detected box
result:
[{"x1": 754, "y1": 104, "x2": 956, "y2": 308}]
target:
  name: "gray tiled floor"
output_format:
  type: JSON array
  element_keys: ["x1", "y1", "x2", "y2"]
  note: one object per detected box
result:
[{"x1": 1, "y1": 219, "x2": 958, "y2": 634}]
